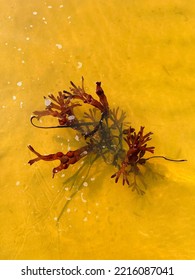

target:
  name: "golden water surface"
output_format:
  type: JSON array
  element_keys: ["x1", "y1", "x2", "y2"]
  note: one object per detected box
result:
[{"x1": 1, "y1": 0, "x2": 195, "y2": 259}]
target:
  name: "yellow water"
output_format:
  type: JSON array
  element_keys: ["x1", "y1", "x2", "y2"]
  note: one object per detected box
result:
[{"x1": 1, "y1": 0, "x2": 195, "y2": 259}]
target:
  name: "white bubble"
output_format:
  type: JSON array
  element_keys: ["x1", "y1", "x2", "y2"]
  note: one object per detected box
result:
[
  {"x1": 33, "y1": 11, "x2": 38, "y2": 15},
  {"x1": 67, "y1": 115, "x2": 75, "y2": 121},
  {"x1": 17, "y1": 81, "x2": 22, "y2": 87},
  {"x1": 80, "y1": 151, "x2": 88, "y2": 157},
  {"x1": 56, "y1": 44, "x2": 62, "y2": 49},
  {"x1": 16, "y1": 181, "x2": 20, "y2": 186},
  {"x1": 81, "y1": 192, "x2": 87, "y2": 203},
  {"x1": 44, "y1": 98, "x2": 51, "y2": 106},
  {"x1": 77, "y1": 62, "x2": 82, "y2": 69},
  {"x1": 13, "y1": 95, "x2": 16, "y2": 100},
  {"x1": 83, "y1": 182, "x2": 88, "y2": 187}
]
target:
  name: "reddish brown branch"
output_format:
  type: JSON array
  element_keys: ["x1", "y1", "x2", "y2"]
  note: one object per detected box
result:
[
  {"x1": 28, "y1": 144, "x2": 92, "y2": 178},
  {"x1": 111, "y1": 126, "x2": 155, "y2": 188}
]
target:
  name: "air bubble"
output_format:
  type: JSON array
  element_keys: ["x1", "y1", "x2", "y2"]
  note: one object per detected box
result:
[
  {"x1": 67, "y1": 115, "x2": 75, "y2": 121},
  {"x1": 56, "y1": 44, "x2": 62, "y2": 49},
  {"x1": 81, "y1": 192, "x2": 87, "y2": 203},
  {"x1": 44, "y1": 98, "x2": 51, "y2": 106},
  {"x1": 77, "y1": 62, "x2": 82, "y2": 69},
  {"x1": 17, "y1": 81, "x2": 22, "y2": 87}
]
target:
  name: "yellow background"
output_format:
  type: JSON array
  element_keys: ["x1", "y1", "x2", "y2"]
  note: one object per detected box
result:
[{"x1": 1, "y1": 0, "x2": 195, "y2": 259}]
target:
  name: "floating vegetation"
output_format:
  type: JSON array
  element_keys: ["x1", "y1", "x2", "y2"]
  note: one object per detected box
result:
[{"x1": 28, "y1": 78, "x2": 186, "y2": 219}]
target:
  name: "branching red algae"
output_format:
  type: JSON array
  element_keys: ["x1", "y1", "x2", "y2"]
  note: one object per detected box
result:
[{"x1": 28, "y1": 77, "x2": 186, "y2": 195}]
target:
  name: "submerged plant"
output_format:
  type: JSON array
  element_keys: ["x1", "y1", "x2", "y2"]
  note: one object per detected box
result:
[{"x1": 28, "y1": 78, "x2": 186, "y2": 201}]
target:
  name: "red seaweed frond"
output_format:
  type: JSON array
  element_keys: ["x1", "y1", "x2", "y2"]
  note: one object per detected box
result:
[
  {"x1": 31, "y1": 78, "x2": 109, "y2": 138},
  {"x1": 33, "y1": 90, "x2": 81, "y2": 127},
  {"x1": 111, "y1": 126, "x2": 155, "y2": 193},
  {"x1": 124, "y1": 126, "x2": 155, "y2": 160},
  {"x1": 28, "y1": 144, "x2": 93, "y2": 178},
  {"x1": 63, "y1": 77, "x2": 109, "y2": 114}
]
